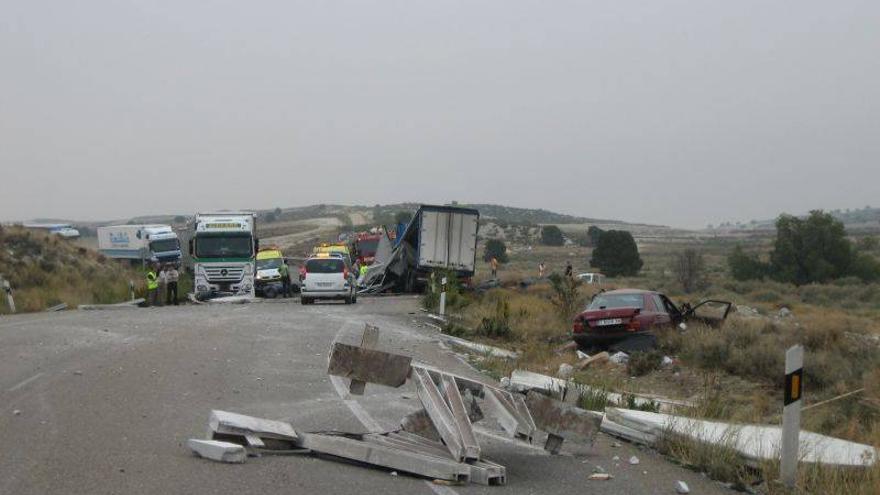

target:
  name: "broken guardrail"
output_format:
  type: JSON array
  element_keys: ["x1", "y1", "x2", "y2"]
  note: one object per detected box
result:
[{"x1": 189, "y1": 323, "x2": 602, "y2": 486}]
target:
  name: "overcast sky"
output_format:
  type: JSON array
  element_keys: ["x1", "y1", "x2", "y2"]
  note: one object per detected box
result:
[{"x1": 1, "y1": 1, "x2": 878, "y2": 228}]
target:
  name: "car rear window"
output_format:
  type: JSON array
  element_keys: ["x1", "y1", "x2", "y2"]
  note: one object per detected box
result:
[
  {"x1": 306, "y1": 258, "x2": 345, "y2": 273},
  {"x1": 588, "y1": 293, "x2": 645, "y2": 310}
]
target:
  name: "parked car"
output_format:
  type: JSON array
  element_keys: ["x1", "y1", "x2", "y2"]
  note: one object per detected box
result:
[
  {"x1": 300, "y1": 253, "x2": 357, "y2": 305},
  {"x1": 571, "y1": 289, "x2": 731, "y2": 351},
  {"x1": 576, "y1": 272, "x2": 605, "y2": 284}
]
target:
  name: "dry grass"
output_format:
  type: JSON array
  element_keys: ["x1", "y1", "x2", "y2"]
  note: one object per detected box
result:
[{"x1": 0, "y1": 227, "x2": 140, "y2": 313}]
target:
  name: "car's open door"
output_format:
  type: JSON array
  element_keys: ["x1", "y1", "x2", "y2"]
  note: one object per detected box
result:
[{"x1": 681, "y1": 300, "x2": 733, "y2": 328}]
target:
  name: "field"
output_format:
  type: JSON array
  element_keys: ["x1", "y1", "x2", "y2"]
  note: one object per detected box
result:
[{"x1": 439, "y1": 228, "x2": 880, "y2": 494}]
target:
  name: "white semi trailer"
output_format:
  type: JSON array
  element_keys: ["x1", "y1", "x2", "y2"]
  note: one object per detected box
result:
[
  {"x1": 190, "y1": 212, "x2": 258, "y2": 299},
  {"x1": 97, "y1": 225, "x2": 181, "y2": 264}
]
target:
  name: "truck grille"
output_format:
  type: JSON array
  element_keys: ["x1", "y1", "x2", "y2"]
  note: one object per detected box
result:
[{"x1": 204, "y1": 266, "x2": 245, "y2": 281}]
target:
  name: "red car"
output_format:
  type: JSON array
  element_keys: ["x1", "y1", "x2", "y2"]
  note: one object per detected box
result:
[{"x1": 571, "y1": 289, "x2": 731, "y2": 351}]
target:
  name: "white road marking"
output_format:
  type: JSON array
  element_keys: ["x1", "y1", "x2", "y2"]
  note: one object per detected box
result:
[
  {"x1": 329, "y1": 319, "x2": 459, "y2": 495},
  {"x1": 8, "y1": 372, "x2": 45, "y2": 392},
  {"x1": 0, "y1": 317, "x2": 58, "y2": 329}
]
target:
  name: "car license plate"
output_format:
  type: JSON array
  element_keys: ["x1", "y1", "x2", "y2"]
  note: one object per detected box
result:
[
  {"x1": 317, "y1": 282, "x2": 333, "y2": 287},
  {"x1": 596, "y1": 318, "x2": 623, "y2": 326}
]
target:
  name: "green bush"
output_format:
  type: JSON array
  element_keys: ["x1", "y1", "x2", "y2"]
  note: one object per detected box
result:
[
  {"x1": 540, "y1": 225, "x2": 565, "y2": 246},
  {"x1": 589, "y1": 230, "x2": 643, "y2": 277},
  {"x1": 482, "y1": 239, "x2": 509, "y2": 263},
  {"x1": 627, "y1": 350, "x2": 664, "y2": 377},
  {"x1": 477, "y1": 298, "x2": 512, "y2": 339}
]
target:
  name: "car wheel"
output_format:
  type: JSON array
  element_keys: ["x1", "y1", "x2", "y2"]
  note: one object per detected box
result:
[
  {"x1": 344, "y1": 295, "x2": 352, "y2": 304},
  {"x1": 264, "y1": 287, "x2": 277, "y2": 299}
]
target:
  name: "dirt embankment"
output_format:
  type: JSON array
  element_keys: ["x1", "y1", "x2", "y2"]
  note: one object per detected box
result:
[{"x1": 0, "y1": 226, "x2": 139, "y2": 313}]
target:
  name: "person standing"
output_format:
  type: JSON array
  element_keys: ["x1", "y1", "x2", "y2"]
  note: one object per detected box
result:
[
  {"x1": 165, "y1": 264, "x2": 180, "y2": 305},
  {"x1": 278, "y1": 261, "x2": 291, "y2": 298},
  {"x1": 564, "y1": 261, "x2": 573, "y2": 278},
  {"x1": 490, "y1": 256, "x2": 498, "y2": 279},
  {"x1": 538, "y1": 262, "x2": 546, "y2": 278},
  {"x1": 145, "y1": 264, "x2": 159, "y2": 307}
]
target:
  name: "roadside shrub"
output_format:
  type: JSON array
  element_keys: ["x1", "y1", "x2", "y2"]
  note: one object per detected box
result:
[
  {"x1": 627, "y1": 350, "x2": 664, "y2": 377},
  {"x1": 547, "y1": 273, "x2": 582, "y2": 322},
  {"x1": 540, "y1": 225, "x2": 565, "y2": 246},
  {"x1": 477, "y1": 298, "x2": 511, "y2": 339},
  {"x1": 482, "y1": 239, "x2": 509, "y2": 263},
  {"x1": 672, "y1": 248, "x2": 707, "y2": 293}
]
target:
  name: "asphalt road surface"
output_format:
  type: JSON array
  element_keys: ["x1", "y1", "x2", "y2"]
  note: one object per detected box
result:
[{"x1": 0, "y1": 297, "x2": 733, "y2": 494}]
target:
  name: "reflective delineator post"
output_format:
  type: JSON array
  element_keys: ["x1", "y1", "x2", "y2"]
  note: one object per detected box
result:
[
  {"x1": 439, "y1": 277, "x2": 448, "y2": 317},
  {"x1": 781, "y1": 344, "x2": 804, "y2": 488},
  {"x1": 1, "y1": 278, "x2": 15, "y2": 314},
  {"x1": 129, "y1": 280, "x2": 135, "y2": 301}
]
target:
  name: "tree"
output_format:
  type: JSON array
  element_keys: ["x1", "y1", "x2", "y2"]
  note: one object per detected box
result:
[
  {"x1": 395, "y1": 211, "x2": 412, "y2": 226},
  {"x1": 589, "y1": 230, "x2": 643, "y2": 277},
  {"x1": 483, "y1": 239, "x2": 509, "y2": 263},
  {"x1": 173, "y1": 215, "x2": 186, "y2": 224},
  {"x1": 771, "y1": 211, "x2": 852, "y2": 285},
  {"x1": 727, "y1": 245, "x2": 770, "y2": 281},
  {"x1": 541, "y1": 225, "x2": 565, "y2": 246},
  {"x1": 673, "y1": 248, "x2": 707, "y2": 293},
  {"x1": 586, "y1": 226, "x2": 605, "y2": 247}
]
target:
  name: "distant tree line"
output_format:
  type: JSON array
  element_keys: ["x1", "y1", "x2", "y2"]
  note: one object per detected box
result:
[{"x1": 728, "y1": 211, "x2": 880, "y2": 284}]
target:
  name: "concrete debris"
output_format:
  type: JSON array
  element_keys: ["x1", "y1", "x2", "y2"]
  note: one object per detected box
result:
[
  {"x1": 349, "y1": 324, "x2": 380, "y2": 395},
  {"x1": 439, "y1": 334, "x2": 519, "y2": 359},
  {"x1": 628, "y1": 455, "x2": 640, "y2": 465},
  {"x1": 524, "y1": 392, "x2": 601, "y2": 454},
  {"x1": 609, "y1": 352, "x2": 629, "y2": 365},
  {"x1": 589, "y1": 473, "x2": 613, "y2": 481},
  {"x1": 612, "y1": 455, "x2": 620, "y2": 461},
  {"x1": 735, "y1": 305, "x2": 760, "y2": 318},
  {"x1": 777, "y1": 307, "x2": 793, "y2": 319},
  {"x1": 206, "y1": 295, "x2": 255, "y2": 304},
  {"x1": 675, "y1": 480, "x2": 691, "y2": 494},
  {"x1": 606, "y1": 407, "x2": 878, "y2": 468},
  {"x1": 208, "y1": 410, "x2": 298, "y2": 442},
  {"x1": 327, "y1": 343, "x2": 412, "y2": 388},
  {"x1": 661, "y1": 356, "x2": 674, "y2": 367},
  {"x1": 557, "y1": 363, "x2": 574, "y2": 379},
  {"x1": 13, "y1": 409, "x2": 21, "y2": 416},
  {"x1": 576, "y1": 351, "x2": 609, "y2": 370},
  {"x1": 188, "y1": 439, "x2": 247, "y2": 463},
  {"x1": 576, "y1": 350, "x2": 590, "y2": 360},
  {"x1": 45, "y1": 302, "x2": 68, "y2": 312},
  {"x1": 78, "y1": 299, "x2": 144, "y2": 311}
]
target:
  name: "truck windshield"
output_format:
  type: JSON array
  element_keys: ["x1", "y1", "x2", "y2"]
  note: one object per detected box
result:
[
  {"x1": 150, "y1": 239, "x2": 180, "y2": 253},
  {"x1": 195, "y1": 234, "x2": 253, "y2": 258},
  {"x1": 257, "y1": 258, "x2": 283, "y2": 270}
]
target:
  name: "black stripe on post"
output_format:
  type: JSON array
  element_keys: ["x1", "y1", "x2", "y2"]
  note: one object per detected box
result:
[{"x1": 784, "y1": 369, "x2": 803, "y2": 406}]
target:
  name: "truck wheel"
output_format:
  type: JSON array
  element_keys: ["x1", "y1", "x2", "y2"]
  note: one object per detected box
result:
[
  {"x1": 301, "y1": 297, "x2": 310, "y2": 305},
  {"x1": 344, "y1": 295, "x2": 353, "y2": 305}
]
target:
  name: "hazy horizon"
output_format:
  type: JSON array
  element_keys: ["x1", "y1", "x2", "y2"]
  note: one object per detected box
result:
[{"x1": 3, "y1": 1, "x2": 878, "y2": 229}]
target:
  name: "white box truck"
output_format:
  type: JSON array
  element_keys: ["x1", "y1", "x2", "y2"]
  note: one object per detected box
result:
[
  {"x1": 370, "y1": 205, "x2": 479, "y2": 292},
  {"x1": 189, "y1": 212, "x2": 258, "y2": 299},
  {"x1": 97, "y1": 225, "x2": 181, "y2": 264}
]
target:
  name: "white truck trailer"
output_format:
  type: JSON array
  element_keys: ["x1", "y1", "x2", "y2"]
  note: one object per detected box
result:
[
  {"x1": 361, "y1": 205, "x2": 479, "y2": 293},
  {"x1": 97, "y1": 225, "x2": 181, "y2": 264},
  {"x1": 189, "y1": 212, "x2": 258, "y2": 299}
]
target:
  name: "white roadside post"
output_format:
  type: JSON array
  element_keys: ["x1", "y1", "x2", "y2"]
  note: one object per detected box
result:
[
  {"x1": 129, "y1": 280, "x2": 135, "y2": 301},
  {"x1": 439, "y1": 277, "x2": 447, "y2": 317},
  {"x1": 781, "y1": 344, "x2": 804, "y2": 488},
  {"x1": 1, "y1": 277, "x2": 15, "y2": 314}
]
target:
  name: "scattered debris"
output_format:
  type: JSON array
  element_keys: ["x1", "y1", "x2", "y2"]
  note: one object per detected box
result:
[
  {"x1": 524, "y1": 391, "x2": 601, "y2": 454},
  {"x1": 609, "y1": 352, "x2": 630, "y2": 365},
  {"x1": 439, "y1": 334, "x2": 519, "y2": 360},
  {"x1": 188, "y1": 439, "x2": 247, "y2": 463},
  {"x1": 576, "y1": 350, "x2": 590, "y2": 360},
  {"x1": 606, "y1": 407, "x2": 878, "y2": 467},
  {"x1": 675, "y1": 480, "x2": 690, "y2": 494},
  {"x1": 777, "y1": 307, "x2": 793, "y2": 319},
  {"x1": 588, "y1": 473, "x2": 613, "y2": 481},
  {"x1": 576, "y1": 351, "x2": 609, "y2": 370},
  {"x1": 557, "y1": 363, "x2": 574, "y2": 379},
  {"x1": 661, "y1": 356, "x2": 674, "y2": 367},
  {"x1": 45, "y1": 302, "x2": 68, "y2": 312},
  {"x1": 13, "y1": 409, "x2": 21, "y2": 416},
  {"x1": 349, "y1": 324, "x2": 380, "y2": 395},
  {"x1": 78, "y1": 299, "x2": 144, "y2": 311},
  {"x1": 628, "y1": 455, "x2": 640, "y2": 465}
]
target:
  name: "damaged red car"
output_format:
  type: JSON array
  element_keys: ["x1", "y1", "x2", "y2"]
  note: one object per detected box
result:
[{"x1": 571, "y1": 289, "x2": 732, "y2": 352}]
